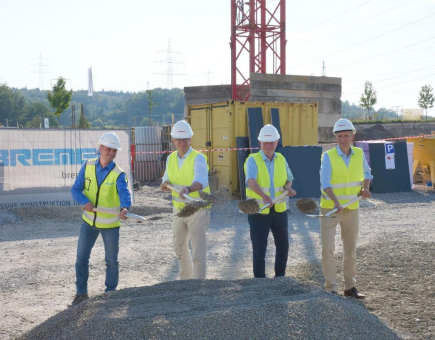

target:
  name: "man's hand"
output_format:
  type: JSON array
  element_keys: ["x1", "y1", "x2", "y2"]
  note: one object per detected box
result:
[
  {"x1": 160, "y1": 181, "x2": 171, "y2": 192},
  {"x1": 179, "y1": 187, "x2": 190, "y2": 199},
  {"x1": 361, "y1": 188, "x2": 371, "y2": 200},
  {"x1": 286, "y1": 188, "x2": 297, "y2": 196},
  {"x1": 332, "y1": 200, "x2": 343, "y2": 214},
  {"x1": 83, "y1": 201, "x2": 94, "y2": 212},
  {"x1": 119, "y1": 207, "x2": 128, "y2": 220},
  {"x1": 261, "y1": 193, "x2": 273, "y2": 207}
]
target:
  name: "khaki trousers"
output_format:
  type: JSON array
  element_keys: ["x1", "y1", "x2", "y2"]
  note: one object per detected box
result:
[
  {"x1": 172, "y1": 207, "x2": 210, "y2": 280},
  {"x1": 320, "y1": 207, "x2": 359, "y2": 292}
]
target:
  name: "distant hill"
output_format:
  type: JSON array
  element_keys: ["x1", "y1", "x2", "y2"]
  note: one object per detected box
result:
[
  {"x1": 1, "y1": 85, "x2": 401, "y2": 128},
  {"x1": 13, "y1": 87, "x2": 185, "y2": 128}
]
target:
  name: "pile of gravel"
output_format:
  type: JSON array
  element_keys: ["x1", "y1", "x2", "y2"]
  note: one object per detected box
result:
[{"x1": 20, "y1": 278, "x2": 399, "y2": 340}]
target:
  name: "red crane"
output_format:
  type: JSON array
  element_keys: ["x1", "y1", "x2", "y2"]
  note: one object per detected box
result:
[{"x1": 231, "y1": 0, "x2": 286, "y2": 101}]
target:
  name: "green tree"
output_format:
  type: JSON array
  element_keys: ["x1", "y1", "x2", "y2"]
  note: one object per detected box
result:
[
  {"x1": 418, "y1": 84, "x2": 434, "y2": 119},
  {"x1": 146, "y1": 84, "x2": 158, "y2": 126},
  {"x1": 0, "y1": 84, "x2": 26, "y2": 126},
  {"x1": 78, "y1": 110, "x2": 90, "y2": 129},
  {"x1": 359, "y1": 81, "x2": 377, "y2": 120},
  {"x1": 19, "y1": 102, "x2": 58, "y2": 128},
  {"x1": 47, "y1": 77, "x2": 73, "y2": 126}
]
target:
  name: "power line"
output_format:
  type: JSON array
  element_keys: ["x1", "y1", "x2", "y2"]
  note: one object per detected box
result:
[
  {"x1": 153, "y1": 39, "x2": 185, "y2": 89},
  {"x1": 289, "y1": 0, "x2": 377, "y2": 37},
  {"x1": 291, "y1": 0, "x2": 417, "y2": 49},
  {"x1": 289, "y1": 12, "x2": 435, "y2": 70},
  {"x1": 31, "y1": 53, "x2": 51, "y2": 90},
  {"x1": 343, "y1": 72, "x2": 435, "y2": 94},
  {"x1": 376, "y1": 73, "x2": 435, "y2": 90},
  {"x1": 344, "y1": 63, "x2": 435, "y2": 92},
  {"x1": 328, "y1": 36, "x2": 435, "y2": 72}
]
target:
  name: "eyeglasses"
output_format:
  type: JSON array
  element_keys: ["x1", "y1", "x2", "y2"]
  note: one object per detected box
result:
[
  {"x1": 174, "y1": 138, "x2": 190, "y2": 143},
  {"x1": 101, "y1": 145, "x2": 118, "y2": 152}
]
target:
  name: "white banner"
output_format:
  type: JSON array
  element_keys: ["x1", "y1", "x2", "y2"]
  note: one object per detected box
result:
[
  {"x1": 0, "y1": 129, "x2": 133, "y2": 209},
  {"x1": 88, "y1": 67, "x2": 93, "y2": 96}
]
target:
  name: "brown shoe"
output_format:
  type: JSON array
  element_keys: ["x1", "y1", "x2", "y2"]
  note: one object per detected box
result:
[
  {"x1": 344, "y1": 287, "x2": 365, "y2": 299},
  {"x1": 68, "y1": 294, "x2": 89, "y2": 307}
]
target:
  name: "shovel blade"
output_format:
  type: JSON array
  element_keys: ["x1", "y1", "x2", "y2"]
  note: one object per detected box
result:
[
  {"x1": 305, "y1": 214, "x2": 336, "y2": 218},
  {"x1": 125, "y1": 213, "x2": 162, "y2": 222}
]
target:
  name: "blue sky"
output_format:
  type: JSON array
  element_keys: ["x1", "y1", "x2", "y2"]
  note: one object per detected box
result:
[{"x1": 0, "y1": 0, "x2": 434, "y2": 115}]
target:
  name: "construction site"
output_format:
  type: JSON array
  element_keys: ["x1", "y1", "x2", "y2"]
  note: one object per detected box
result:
[{"x1": 1, "y1": 0, "x2": 435, "y2": 339}]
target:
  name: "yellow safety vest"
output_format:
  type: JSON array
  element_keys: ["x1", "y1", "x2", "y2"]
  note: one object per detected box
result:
[
  {"x1": 244, "y1": 152, "x2": 287, "y2": 214},
  {"x1": 82, "y1": 159, "x2": 125, "y2": 228},
  {"x1": 167, "y1": 149, "x2": 210, "y2": 210},
  {"x1": 320, "y1": 147, "x2": 363, "y2": 210}
]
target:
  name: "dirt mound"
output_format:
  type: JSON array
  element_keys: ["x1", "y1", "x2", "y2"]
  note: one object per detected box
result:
[
  {"x1": 21, "y1": 278, "x2": 399, "y2": 340},
  {"x1": 354, "y1": 124, "x2": 395, "y2": 141}
]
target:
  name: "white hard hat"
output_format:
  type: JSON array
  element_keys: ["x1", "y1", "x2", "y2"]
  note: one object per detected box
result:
[
  {"x1": 171, "y1": 120, "x2": 193, "y2": 138},
  {"x1": 97, "y1": 132, "x2": 122, "y2": 150},
  {"x1": 258, "y1": 124, "x2": 280, "y2": 142},
  {"x1": 333, "y1": 118, "x2": 356, "y2": 134}
]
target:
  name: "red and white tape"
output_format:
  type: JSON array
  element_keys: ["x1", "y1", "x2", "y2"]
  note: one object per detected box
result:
[{"x1": 133, "y1": 134, "x2": 433, "y2": 155}]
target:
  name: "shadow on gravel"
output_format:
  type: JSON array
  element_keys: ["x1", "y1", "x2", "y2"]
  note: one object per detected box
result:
[
  {"x1": 0, "y1": 207, "x2": 82, "y2": 242},
  {"x1": 371, "y1": 190, "x2": 435, "y2": 204}
]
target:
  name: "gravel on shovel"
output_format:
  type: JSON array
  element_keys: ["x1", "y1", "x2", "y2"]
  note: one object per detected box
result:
[
  {"x1": 199, "y1": 187, "x2": 232, "y2": 204},
  {"x1": 295, "y1": 198, "x2": 318, "y2": 214},
  {"x1": 238, "y1": 199, "x2": 260, "y2": 214},
  {"x1": 176, "y1": 200, "x2": 210, "y2": 217}
]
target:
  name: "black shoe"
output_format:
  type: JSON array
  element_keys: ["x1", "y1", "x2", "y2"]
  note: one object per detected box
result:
[
  {"x1": 344, "y1": 287, "x2": 365, "y2": 299},
  {"x1": 69, "y1": 294, "x2": 89, "y2": 307}
]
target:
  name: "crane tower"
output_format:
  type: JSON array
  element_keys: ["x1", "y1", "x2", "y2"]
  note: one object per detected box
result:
[{"x1": 231, "y1": 0, "x2": 286, "y2": 101}]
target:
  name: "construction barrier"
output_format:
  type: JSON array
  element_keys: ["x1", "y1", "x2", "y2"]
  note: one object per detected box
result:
[{"x1": 0, "y1": 129, "x2": 133, "y2": 209}]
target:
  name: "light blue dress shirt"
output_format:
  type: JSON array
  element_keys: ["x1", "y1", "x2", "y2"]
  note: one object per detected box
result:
[
  {"x1": 320, "y1": 146, "x2": 373, "y2": 190},
  {"x1": 162, "y1": 147, "x2": 209, "y2": 189},
  {"x1": 245, "y1": 150, "x2": 294, "y2": 199}
]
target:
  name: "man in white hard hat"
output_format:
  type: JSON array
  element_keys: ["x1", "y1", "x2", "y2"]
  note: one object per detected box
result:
[
  {"x1": 319, "y1": 118, "x2": 372, "y2": 298},
  {"x1": 70, "y1": 132, "x2": 131, "y2": 306},
  {"x1": 244, "y1": 124, "x2": 297, "y2": 278},
  {"x1": 160, "y1": 120, "x2": 211, "y2": 280}
]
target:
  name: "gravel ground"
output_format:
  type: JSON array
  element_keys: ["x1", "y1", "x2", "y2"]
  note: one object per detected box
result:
[
  {"x1": 1, "y1": 183, "x2": 434, "y2": 339},
  {"x1": 20, "y1": 279, "x2": 399, "y2": 340}
]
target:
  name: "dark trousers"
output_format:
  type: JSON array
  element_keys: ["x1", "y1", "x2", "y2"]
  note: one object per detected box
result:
[{"x1": 248, "y1": 206, "x2": 289, "y2": 278}]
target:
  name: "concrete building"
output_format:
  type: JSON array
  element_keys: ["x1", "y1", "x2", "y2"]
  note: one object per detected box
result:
[{"x1": 184, "y1": 74, "x2": 342, "y2": 143}]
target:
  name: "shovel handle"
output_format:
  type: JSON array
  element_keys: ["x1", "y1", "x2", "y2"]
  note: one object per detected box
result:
[
  {"x1": 81, "y1": 207, "x2": 120, "y2": 216},
  {"x1": 258, "y1": 190, "x2": 289, "y2": 213},
  {"x1": 166, "y1": 184, "x2": 195, "y2": 202},
  {"x1": 325, "y1": 196, "x2": 362, "y2": 217},
  {"x1": 82, "y1": 207, "x2": 150, "y2": 222}
]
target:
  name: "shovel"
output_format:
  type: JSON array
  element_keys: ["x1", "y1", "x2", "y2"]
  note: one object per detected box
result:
[
  {"x1": 258, "y1": 190, "x2": 289, "y2": 213},
  {"x1": 165, "y1": 184, "x2": 210, "y2": 217},
  {"x1": 83, "y1": 207, "x2": 163, "y2": 222},
  {"x1": 239, "y1": 190, "x2": 289, "y2": 214},
  {"x1": 165, "y1": 184, "x2": 197, "y2": 203},
  {"x1": 305, "y1": 196, "x2": 362, "y2": 218}
]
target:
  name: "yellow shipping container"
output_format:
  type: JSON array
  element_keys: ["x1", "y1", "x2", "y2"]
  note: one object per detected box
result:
[
  {"x1": 408, "y1": 132, "x2": 435, "y2": 185},
  {"x1": 187, "y1": 101, "x2": 318, "y2": 195}
]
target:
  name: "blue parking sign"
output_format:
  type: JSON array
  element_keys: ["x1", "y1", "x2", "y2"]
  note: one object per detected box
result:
[{"x1": 385, "y1": 143, "x2": 395, "y2": 154}]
